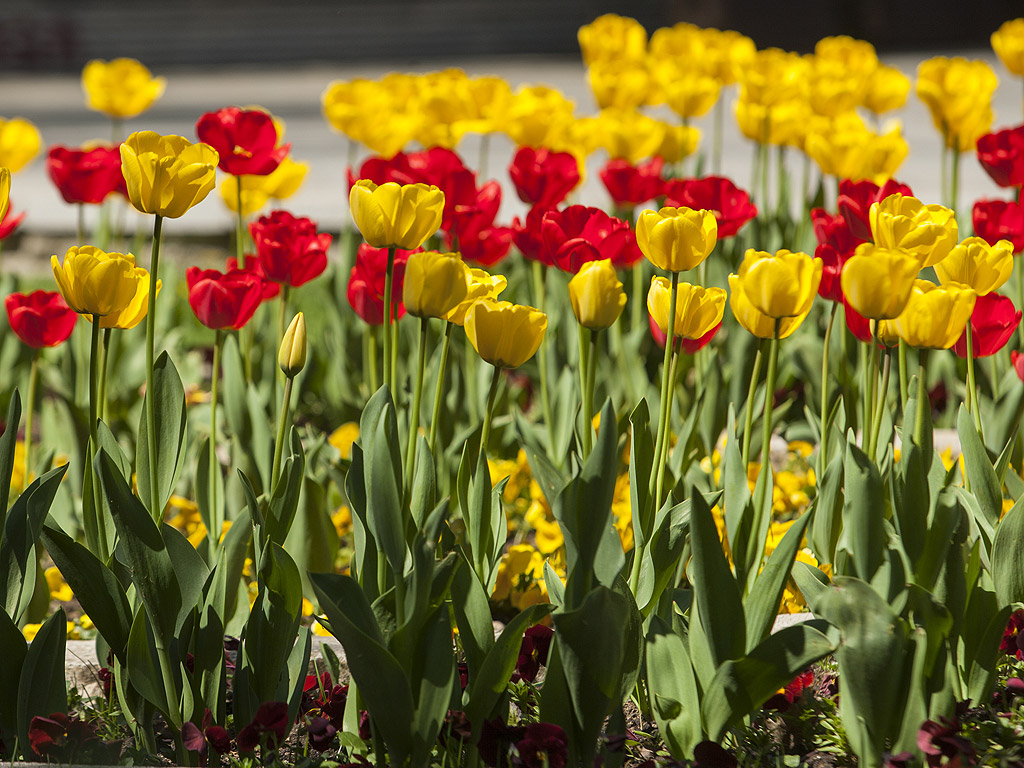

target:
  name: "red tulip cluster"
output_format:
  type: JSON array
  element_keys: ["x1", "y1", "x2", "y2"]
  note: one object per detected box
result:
[
  {"x1": 196, "y1": 107, "x2": 290, "y2": 177},
  {"x1": 601, "y1": 157, "x2": 664, "y2": 208},
  {"x1": 46, "y1": 145, "x2": 126, "y2": 205},
  {"x1": 663, "y1": 176, "x2": 758, "y2": 237},
  {"x1": 952, "y1": 293, "x2": 1021, "y2": 359},
  {"x1": 5, "y1": 291, "x2": 77, "y2": 348},
  {"x1": 347, "y1": 243, "x2": 418, "y2": 325},
  {"x1": 509, "y1": 147, "x2": 580, "y2": 209},
  {"x1": 539, "y1": 205, "x2": 640, "y2": 272}
]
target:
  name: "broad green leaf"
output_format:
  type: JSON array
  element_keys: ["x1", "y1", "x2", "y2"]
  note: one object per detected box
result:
[
  {"x1": 126, "y1": 608, "x2": 171, "y2": 721},
  {"x1": 645, "y1": 615, "x2": 701, "y2": 760},
  {"x1": 628, "y1": 399, "x2": 654, "y2": 549},
  {"x1": 195, "y1": 437, "x2": 225, "y2": 552},
  {"x1": 163, "y1": 524, "x2": 210, "y2": 635},
  {"x1": 136, "y1": 352, "x2": 188, "y2": 518},
  {"x1": 17, "y1": 608, "x2": 67, "y2": 756},
  {"x1": 410, "y1": 606, "x2": 457, "y2": 766},
  {"x1": 958, "y1": 405, "x2": 1001, "y2": 529},
  {"x1": 810, "y1": 453, "x2": 844, "y2": 567},
  {"x1": 265, "y1": 430, "x2": 305, "y2": 545},
  {"x1": 636, "y1": 499, "x2": 691, "y2": 616},
  {"x1": 0, "y1": 610, "x2": 27, "y2": 749},
  {"x1": 746, "y1": 511, "x2": 813, "y2": 650},
  {"x1": 842, "y1": 442, "x2": 885, "y2": 582},
  {"x1": 992, "y1": 494, "x2": 1024, "y2": 605},
  {"x1": 0, "y1": 392, "x2": 22, "y2": 528},
  {"x1": 450, "y1": 555, "x2": 494, "y2": 678},
  {"x1": 286, "y1": 627, "x2": 313, "y2": 726},
  {"x1": 409, "y1": 434, "x2": 435, "y2": 530},
  {"x1": 364, "y1": 395, "x2": 406, "y2": 577},
  {"x1": 245, "y1": 543, "x2": 302, "y2": 705}
]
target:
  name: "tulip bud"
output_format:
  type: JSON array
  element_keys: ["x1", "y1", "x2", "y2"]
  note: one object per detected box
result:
[
  {"x1": 279, "y1": 312, "x2": 307, "y2": 377},
  {"x1": 569, "y1": 259, "x2": 626, "y2": 329},
  {"x1": 636, "y1": 206, "x2": 718, "y2": 273},
  {"x1": 0, "y1": 166, "x2": 9, "y2": 223}
]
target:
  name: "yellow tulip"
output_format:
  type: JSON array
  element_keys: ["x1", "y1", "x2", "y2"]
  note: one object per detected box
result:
[
  {"x1": 916, "y1": 57, "x2": 997, "y2": 151},
  {"x1": 636, "y1": 206, "x2": 718, "y2": 273},
  {"x1": 218, "y1": 176, "x2": 270, "y2": 216},
  {"x1": 279, "y1": 312, "x2": 307, "y2": 377},
  {"x1": 403, "y1": 251, "x2": 471, "y2": 319},
  {"x1": 262, "y1": 157, "x2": 308, "y2": 199},
  {"x1": 737, "y1": 48, "x2": 807, "y2": 107},
  {"x1": 596, "y1": 108, "x2": 697, "y2": 164},
  {"x1": 869, "y1": 194, "x2": 959, "y2": 268},
  {"x1": 647, "y1": 277, "x2": 726, "y2": 339},
  {"x1": 735, "y1": 249, "x2": 821, "y2": 319},
  {"x1": 349, "y1": 180, "x2": 445, "y2": 251},
  {"x1": 992, "y1": 18, "x2": 1024, "y2": 77},
  {"x1": 569, "y1": 259, "x2": 627, "y2": 330},
  {"x1": 81, "y1": 58, "x2": 166, "y2": 119},
  {"x1": 894, "y1": 280, "x2": 977, "y2": 350},
  {"x1": 804, "y1": 58, "x2": 868, "y2": 117},
  {"x1": 840, "y1": 243, "x2": 920, "y2": 320},
  {"x1": 120, "y1": 132, "x2": 219, "y2": 219},
  {"x1": 0, "y1": 117, "x2": 42, "y2": 173},
  {"x1": 0, "y1": 167, "x2": 9, "y2": 222},
  {"x1": 804, "y1": 118, "x2": 872, "y2": 179},
  {"x1": 863, "y1": 124, "x2": 909, "y2": 182},
  {"x1": 503, "y1": 86, "x2": 576, "y2": 149},
  {"x1": 657, "y1": 65, "x2": 721, "y2": 119},
  {"x1": 934, "y1": 236, "x2": 1014, "y2": 295},
  {"x1": 446, "y1": 269, "x2": 507, "y2": 326},
  {"x1": 813, "y1": 35, "x2": 879, "y2": 80},
  {"x1": 51, "y1": 246, "x2": 154, "y2": 328},
  {"x1": 701, "y1": 28, "x2": 756, "y2": 85},
  {"x1": 464, "y1": 300, "x2": 547, "y2": 369},
  {"x1": 734, "y1": 98, "x2": 807, "y2": 147},
  {"x1": 649, "y1": 22, "x2": 705, "y2": 61},
  {"x1": 588, "y1": 59, "x2": 654, "y2": 110},
  {"x1": 863, "y1": 64, "x2": 911, "y2": 114},
  {"x1": 577, "y1": 14, "x2": 648, "y2": 66},
  {"x1": 728, "y1": 274, "x2": 810, "y2": 339}
]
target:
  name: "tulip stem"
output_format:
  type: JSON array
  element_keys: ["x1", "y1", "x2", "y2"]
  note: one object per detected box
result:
[
  {"x1": 404, "y1": 318, "x2": 429, "y2": 496},
  {"x1": 145, "y1": 214, "x2": 163, "y2": 520},
  {"x1": 479, "y1": 364, "x2": 502, "y2": 461},
  {"x1": 760, "y1": 322, "x2": 781, "y2": 475},
  {"x1": 89, "y1": 314, "x2": 109, "y2": 563},
  {"x1": 577, "y1": 325, "x2": 593, "y2": 458},
  {"x1": 654, "y1": 348, "x2": 681, "y2": 506},
  {"x1": 632, "y1": 262, "x2": 645, "y2": 330},
  {"x1": 650, "y1": 271, "x2": 680, "y2": 505},
  {"x1": 867, "y1": 346, "x2": 891, "y2": 462},
  {"x1": 235, "y1": 175, "x2": 246, "y2": 268},
  {"x1": 819, "y1": 303, "x2": 838, "y2": 474},
  {"x1": 210, "y1": 330, "x2": 223, "y2": 545},
  {"x1": 949, "y1": 148, "x2": 961, "y2": 223},
  {"x1": 383, "y1": 245, "x2": 396, "y2": 395},
  {"x1": 712, "y1": 98, "x2": 723, "y2": 175},
  {"x1": 367, "y1": 325, "x2": 380, "y2": 393},
  {"x1": 741, "y1": 344, "x2": 765, "y2": 470},
  {"x1": 898, "y1": 338, "x2": 909, "y2": 417},
  {"x1": 966, "y1": 323, "x2": 984, "y2": 439},
  {"x1": 531, "y1": 261, "x2": 556, "y2": 455},
  {"x1": 77, "y1": 204, "x2": 85, "y2": 245},
  {"x1": 98, "y1": 328, "x2": 112, "y2": 422},
  {"x1": 913, "y1": 350, "x2": 929, "y2": 452},
  {"x1": 270, "y1": 376, "x2": 294, "y2": 499},
  {"x1": 584, "y1": 330, "x2": 598, "y2": 459},
  {"x1": 428, "y1": 321, "x2": 454, "y2": 453},
  {"x1": 24, "y1": 352, "x2": 38, "y2": 489}
]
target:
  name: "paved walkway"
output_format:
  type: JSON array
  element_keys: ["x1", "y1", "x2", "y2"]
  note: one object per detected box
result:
[{"x1": 2, "y1": 51, "x2": 1022, "y2": 250}]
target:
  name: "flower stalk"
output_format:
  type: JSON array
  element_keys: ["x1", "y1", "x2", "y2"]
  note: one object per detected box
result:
[{"x1": 144, "y1": 213, "x2": 163, "y2": 520}]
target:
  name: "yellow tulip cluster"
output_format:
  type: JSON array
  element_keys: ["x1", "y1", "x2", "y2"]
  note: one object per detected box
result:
[{"x1": 916, "y1": 56, "x2": 997, "y2": 152}]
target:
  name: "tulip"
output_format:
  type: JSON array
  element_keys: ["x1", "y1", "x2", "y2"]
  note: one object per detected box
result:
[
  {"x1": 647, "y1": 277, "x2": 725, "y2": 339},
  {"x1": 577, "y1": 13, "x2": 648, "y2": 66},
  {"x1": 5, "y1": 291, "x2": 76, "y2": 349},
  {"x1": 186, "y1": 266, "x2": 264, "y2": 331},
  {"x1": 658, "y1": 66, "x2": 721, "y2": 119},
  {"x1": 1013, "y1": 351, "x2": 1024, "y2": 382},
  {"x1": 218, "y1": 176, "x2": 270, "y2": 216},
  {"x1": 992, "y1": 18, "x2": 1024, "y2": 77},
  {"x1": 509, "y1": 147, "x2": 581, "y2": 209},
  {"x1": 402, "y1": 251, "x2": 471, "y2": 319},
  {"x1": 0, "y1": 167, "x2": 9, "y2": 223},
  {"x1": 916, "y1": 57, "x2": 997, "y2": 151},
  {"x1": 541, "y1": 206, "x2": 636, "y2": 273},
  {"x1": 346, "y1": 244, "x2": 414, "y2": 326},
  {"x1": 663, "y1": 177, "x2": 757, "y2": 240},
  {"x1": 81, "y1": 58, "x2": 165, "y2": 119},
  {"x1": 0, "y1": 118, "x2": 42, "y2": 174},
  {"x1": 648, "y1": 313, "x2": 721, "y2": 353},
  {"x1": 349, "y1": 179, "x2": 444, "y2": 251},
  {"x1": 841, "y1": 243, "x2": 920, "y2": 320},
  {"x1": 599, "y1": 157, "x2": 665, "y2": 208},
  {"x1": 196, "y1": 107, "x2": 291, "y2": 177},
  {"x1": 464, "y1": 300, "x2": 547, "y2": 370},
  {"x1": 511, "y1": 206, "x2": 550, "y2": 265},
  {"x1": 814, "y1": 244, "x2": 847, "y2": 304},
  {"x1": 597, "y1": 108, "x2": 698, "y2": 165},
  {"x1": 502, "y1": 85, "x2": 576, "y2": 149},
  {"x1": 894, "y1": 280, "x2": 976, "y2": 350},
  {"x1": 51, "y1": 246, "x2": 152, "y2": 323},
  {"x1": 935, "y1": 236, "x2": 1014, "y2": 295},
  {"x1": 863, "y1": 64, "x2": 911, "y2": 115},
  {"x1": 446, "y1": 180, "x2": 513, "y2": 267},
  {"x1": 811, "y1": 208, "x2": 863, "y2": 258},
  {"x1": 973, "y1": 199, "x2": 1024, "y2": 254},
  {"x1": 0, "y1": 201, "x2": 24, "y2": 243},
  {"x1": 727, "y1": 274, "x2": 810, "y2": 340},
  {"x1": 569, "y1": 259, "x2": 626, "y2": 330},
  {"x1": 869, "y1": 194, "x2": 958, "y2": 268},
  {"x1": 271, "y1": 313, "x2": 306, "y2": 497},
  {"x1": 735, "y1": 249, "x2": 821, "y2": 319},
  {"x1": 976, "y1": 125, "x2": 1024, "y2": 188},
  {"x1": 952, "y1": 293, "x2": 1021, "y2": 358},
  {"x1": 587, "y1": 59, "x2": 654, "y2": 110},
  {"x1": 837, "y1": 178, "x2": 914, "y2": 241},
  {"x1": 120, "y1": 132, "x2": 219, "y2": 219},
  {"x1": 636, "y1": 206, "x2": 718, "y2": 273},
  {"x1": 249, "y1": 210, "x2": 332, "y2": 288},
  {"x1": 348, "y1": 152, "x2": 416, "y2": 188},
  {"x1": 405, "y1": 148, "x2": 476, "y2": 230},
  {"x1": 46, "y1": 145, "x2": 125, "y2": 205}
]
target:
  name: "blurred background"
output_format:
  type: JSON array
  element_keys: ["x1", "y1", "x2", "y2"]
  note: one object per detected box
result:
[{"x1": 2, "y1": 0, "x2": 1021, "y2": 70}]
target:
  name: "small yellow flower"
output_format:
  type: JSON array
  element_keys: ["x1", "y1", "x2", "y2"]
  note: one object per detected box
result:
[
  {"x1": 329, "y1": 423, "x2": 360, "y2": 461},
  {"x1": 22, "y1": 623, "x2": 42, "y2": 642},
  {"x1": 45, "y1": 566, "x2": 74, "y2": 602}
]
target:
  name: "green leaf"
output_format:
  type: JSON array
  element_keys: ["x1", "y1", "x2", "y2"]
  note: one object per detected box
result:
[
  {"x1": 0, "y1": 391, "x2": 22, "y2": 529},
  {"x1": 266, "y1": 430, "x2": 305, "y2": 545},
  {"x1": 39, "y1": 524, "x2": 132, "y2": 662},
  {"x1": 645, "y1": 615, "x2": 701, "y2": 760},
  {"x1": 746, "y1": 511, "x2": 813, "y2": 650},
  {"x1": 163, "y1": 524, "x2": 210, "y2": 635},
  {"x1": 810, "y1": 452, "x2": 843, "y2": 566},
  {"x1": 17, "y1": 607, "x2": 68, "y2": 755},
  {"x1": 410, "y1": 606, "x2": 457, "y2": 765},
  {"x1": 286, "y1": 627, "x2": 313, "y2": 727},
  {"x1": 245, "y1": 543, "x2": 303, "y2": 705},
  {"x1": 0, "y1": 610, "x2": 27, "y2": 749},
  {"x1": 221, "y1": 334, "x2": 251, "y2": 446},
  {"x1": 544, "y1": 560, "x2": 565, "y2": 610},
  {"x1": 992, "y1": 494, "x2": 1024, "y2": 605},
  {"x1": 636, "y1": 499, "x2": 691, "y2": 616},
  {"x1": 627, "y1": 399, "x2": 655, "y2": 550},
  {"x1": 842, "y1": 442, "x2": 885, "y2": 581},
  {"x1": 449, "y1": 555, "x2": 495, "y2": 679},
  {"x1": 958, "y1": 405, "x2": 1001, "y2": 529},
  {"x1": 195, "y1": 437, "x2": 225, "y2": 551},
  {"x1": 125, "y1": 608, "x2": 170, "y2": 719},
  {"x1": 364, "y1": 392, "x2": 406, "y2": 577},
  {"x1": 136, "y1": 352, "x2": 188, "y2": 517}
]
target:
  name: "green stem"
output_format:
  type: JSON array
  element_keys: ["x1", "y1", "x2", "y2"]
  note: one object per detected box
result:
[
  {"x1": 98, "y1": 328, "x2": 112, "y2": 422},
  {"x1": 210, "y1": 330, "x2": 223, "y2": 544},
  {"x1": 89, "y1": 315, "x2": 109, "y2": 562},
  {"x1": 631, "y1": 261, "x2": 645, "y2": 331},
  {"x1": 654, "y1": 348, "x2": 681, "y2": 506},
  {"x1": 868, "y1": 346, "x2": 892, "y2": 461},
  {"x1": 898, "y1": 338, "x2": 909, "y2": 417},
  {"x1": 428, "y1": 322, "x2": 454, "y2": 453},
  {"x1": 760, "y1": 322, "x2": 781, "y2": 473},
  {"x1": 235, "y1": 175, "x2": 246, "y2": 268},
  {"x1": 479, "y1": 365, "x2": 502, "y2": 461},
  {"x1": 383, "y1": 246, "x2": 397, "y2": 395},
  {"x1": 913, "y1": 350, "x2": 929, "y2": 450},
  {"x1": 531, "y1": 261, "x2": 556, "y2": 454},
  {"x1": 404, "y1": 318, "x2": 429, "y2": 494},
  {"x1": 584, "y1": 330, "x2": 598, "y2": 459},
  {"x1": 966, "y1": 323, "x2": 984, "y2": 439},
  {"x1": 861, "y1": 338, "x2": 875, "y2": 447},
  {"x1": 145, "y1": 214, "x2": 163, "y2": 520},
  {"x1": 819, "y1": 303, "x2": 838, "y2": 474},
  {"x1": 77, "y1": 204, "x2": 84, "y2": 245},
  {"x1": 270, "y1": 376, "x2": 293, "y2": 498},
  {"x1": 25, "y1": 352, "x2": 38, "y2": 487},
  {"x1": 949, "y1": 148, "x2": 961, "y2": 222},
  {"x1": 650, "y1": 271, "x2": 680, "y2": 504},
  {"x1": 368, "y1": 324, "x2": 380, "y2": 393},
  {"x1": 741, "y1": 344, "x2": 765, "y2": 469},
  {"x1": 577, "y1": 325, "x2": 593, "y2": 458},
  {"x1": 751, "y1": 141, "x2": 762, "y2": 214}
]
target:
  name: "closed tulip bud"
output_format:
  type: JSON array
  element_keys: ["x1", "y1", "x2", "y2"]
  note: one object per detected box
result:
[
  {"x1": 445, "y1": 268, "x2": 507, "y2": 326},
  {"x1": 349, "y1": 180, "x2": 444, "y2": 251},
  {"x1": 82, "y1": 58, "x2": 165, "y2": 119},
  {"x1": 992, "y1": 19, "x2": 1024, "y2": 77},
  {"x1": 464, "y1": 299, "x2": 547, "y2": 369},
  {"x1": 735, "y1": 249, "x2": 821, "y2": 319},
  {"x1": 51, "y1": 246, "x2": 156, "y2": 329},
  {"x1": 403, "y1": 251, "x2": 471, "y2": 319},
  {"x1": 894, "y1": 280, "x2": 976, "y2": 350},
  {"x1": 935, "y1": 236, "x2": 1014, "y2": 295},
  {"x1": 728, "y1": 274, "x2": 810, "y2": 339},
  {"x1": 0, "y1": 118, "x2": 42, "y2": 173},
  {"x1": 869, "y1": 194, "x2": 958, "y2": 267},
  {"x1": 279, "y1": 312, "x2": 307, "y2": 377},
  {"x1": 0, "y1": 167, "x2": 9, "y2": 222},
  {"x1": 569, "y1": 259, "x2": 626, "y2": 329},
  {"x1": 121, "y1": 132, "x2": 219, "y2": 219},
  {"x1": 841, "y1": 243, "x2": 921, "y2": 320},
  {"x1": 647, "y1": 277, "x2": 725, "y2": 340},
  {"x1": 636, "y1": 206, "x2": 718, "y2": 273}
]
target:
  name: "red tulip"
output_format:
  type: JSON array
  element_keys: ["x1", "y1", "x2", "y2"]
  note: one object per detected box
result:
[
  {"x1": 976, "y1": 125, "x2": 1024, "y2": 188},
  {"x1": 0, "y1": 202, "x2": 25, "y2": 240},
  {"x1": 973, "y1": 198, "x2": 1024, "y2": 253},
  {"x1": 249, "y1": 210, "x2": 332, "y2": 288},
  {"x1": 836, "y1": 178, "x2": 913, "y2": 241},
  {"x1": 196, "y1": 107, "x2": 290, "y2": 176},
  {"x1": 5, "y1": 291, "x2": 77, "y2": 348},
  {"x1": 649, "y1": 312, "x2": 721, "y2": 352},
  {"x1": 448, "y1": 180, "x2": 514, "y2": 266},
  {"x1": 811, "y1": 208, "x2": 863, "y2": 256},
  {"x1": 407, "y1": 147, "x2": 477, "y2": 230},
  {"x1": 599, "y1": 157, "x2": 664, "y2": 207},
  {"x1": 540, "y1": 206, "x2": 635, "y2": 273},
  {"x1": 815, "y1": 243, "x2": 846, "y2": 303},
  {"x1": 226, "y1": 256, "x2": 281, "y2": 301},
  {"x1": 509, "y1": 147, "x2": 579, "y2": 209},
  {"x1": 953, "y1": 292, "x2": 1021, "y2": 358},
  {"x1": 512, "y1": 205, "x2": 551, "y2": 265},
  {"x1": 663, "y1": 176, "x2": 757, "y2": 238},
  {"x1": 1013, "y1": 351, "x2": 1024, "y2": 383},
  {"x1": 347, "y1": 152, "x2": 416, "y2": 189},
  {"x1": 186, "y1": 266, "x2": 264, "y2": 330},
  {"x1": 843, "y1": 297, "x2": 872, "y2": 343},
  {"x1": 347, "y1": 243, "x2": 415, "y2": 325},
  {"x1": 46, "y1": 145, "x2": 126, "y2": 205}
]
